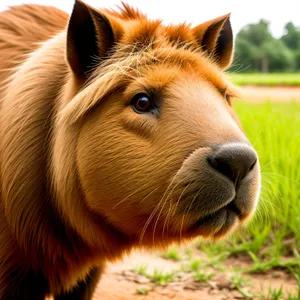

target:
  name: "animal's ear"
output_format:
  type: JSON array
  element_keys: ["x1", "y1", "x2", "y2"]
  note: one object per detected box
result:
[
  {"x1": 67, "y1": 0, "x2": 123, "y2": 79},
  {"x1": 193, "y1": 14, "x2": 233, "y2": 70}
]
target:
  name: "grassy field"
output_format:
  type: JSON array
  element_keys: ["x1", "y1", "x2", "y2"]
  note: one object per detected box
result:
[
  {"x1": 200, "y1": 100, "x2": 300, "y2": 296},
  {"x1": 227, "y1": 101, "x2": 300, "y2": 254},
  {"x1": 132, "y1": 101, "x2": 300, "y2": 299},
  {"x1": 229, "y1": 73, "x2": 300, "y2": 86}
]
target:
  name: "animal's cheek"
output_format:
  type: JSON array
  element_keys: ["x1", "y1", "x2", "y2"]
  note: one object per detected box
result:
[{"x1": 76, "y1": 120, "x2": 163, "y2": 214}]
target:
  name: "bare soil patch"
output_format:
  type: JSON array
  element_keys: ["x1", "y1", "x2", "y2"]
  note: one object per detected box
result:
[
  {"x1": 240, "y1": 86, "x2": 300, "y2": 103},
  {"x1": 93, "y1": 250, "x2": 298, "y2": 300}
]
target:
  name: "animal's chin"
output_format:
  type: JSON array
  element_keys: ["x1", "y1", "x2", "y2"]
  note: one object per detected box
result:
[
  {"x1": 187, "y1": 201, "x2": 245, "y2": 238},
  {"x1": 133, "y1": 201, "x2": 251, "y2": 247}
]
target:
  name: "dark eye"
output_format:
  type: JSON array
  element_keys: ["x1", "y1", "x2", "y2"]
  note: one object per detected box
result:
[
  {"x1": 224, "y1": 90, "x2": 230, "y2": 103},
  {"x1": 132, "y1": 93, "x2": 153, "y2": 113}
]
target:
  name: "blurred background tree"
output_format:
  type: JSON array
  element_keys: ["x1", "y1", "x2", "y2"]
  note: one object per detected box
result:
[{"x1": 231, "y1": 20, "x2": 300, "y2": 73}]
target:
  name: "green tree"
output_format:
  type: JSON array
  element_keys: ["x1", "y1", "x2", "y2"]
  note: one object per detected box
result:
[
  {"x1": 237, "y1": 20, "x2": 273, "y2": 47},
  {"x1": 264, "y1": 39, "x2": 295, "y2": 72},
  {"x1": 232, "y1": 19, "x2": 298, "y2": 73},
  {"x1": 233, "y1": 38, "x2": 258, "y2": 72},
  {"x1": 281, "y1": 22, "x2": 300, "y2": 50},
  {"x1": 233, "y1": 20, "x2": 274, "y2": 72},
  {"x1": 281, "y1": 22, "x2": 300, "y2": 70}
]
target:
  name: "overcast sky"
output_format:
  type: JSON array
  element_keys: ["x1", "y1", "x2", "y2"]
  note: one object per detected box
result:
[{"x1": 0, "y1": 0, "x2": 299, "y2": 37}]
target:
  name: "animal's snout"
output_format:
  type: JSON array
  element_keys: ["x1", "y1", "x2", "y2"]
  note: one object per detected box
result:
[{"x1": 207, "y1": 142, "x2": 257, "y2": 186}]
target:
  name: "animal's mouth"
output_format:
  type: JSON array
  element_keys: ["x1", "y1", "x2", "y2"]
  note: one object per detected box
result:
[
  {"x1": 195, "y1": 201, "x2": 241, "y2": 225},
  {"x1": 188, "y1": 200, "x2": 243, "y2": 237}
]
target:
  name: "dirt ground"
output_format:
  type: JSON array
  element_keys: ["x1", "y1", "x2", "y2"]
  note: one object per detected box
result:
[
  {"x1": 239, "y1": 86, "x2": 300, "y2": 103},
  {"x1": 93, "y1": 249, "x2": 297, "y2": 300}
]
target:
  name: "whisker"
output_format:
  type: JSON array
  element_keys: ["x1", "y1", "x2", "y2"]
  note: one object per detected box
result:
[
  {"x1": 151, "y1": 172, "x2": 181, "y2": 245},
  {"x1": 139, "y1": 170, "x2": 179, "y2": 245},
  {"x1": 259, "y1": 155, "x2": 289, "y2": 171},
  {"x1": 113, "y1": 184, "x2": 148, "y2": 209},
  {"x1": 162, "y1": 180, "x2": 184, "y2": 237},
  {"x1": 163, "y1": 181, "x2": 192, "y2": 237},
  {"x1": 152, "y1": 192, "x2": 170, "y2": 244},
  {"x1": 262, "y1": 171, "x2": 299, "y2": 184},
  {"x1": 139, "y1": 187, "x2": 159, "y2": 204},
  {"x1": 179, "y1": 189, "x2": 201, "y2": 242},
  {"x1": 139, "y1": 198, "x2": 162, "y2": 246}
]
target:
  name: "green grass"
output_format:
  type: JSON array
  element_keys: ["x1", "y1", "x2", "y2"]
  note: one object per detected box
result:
[
  {"x1": 133, "y1": 264, "x2": 176, "y2": 285},
  {"x1": 162, "y1": 247, "x2": 181, "y2": 261},
  {"x1": 136, "y1": 288, "x2": 149, "y2": 295},
  {"x1": 189, "y1": 259, "x2": 202, "y2": 272},
  {"x1": 151, "y1": 269, "x2": 175, "y2": 285},
  {"x1": 235, "y1": 101, "x2": 300, "y2": 254},
  {"x1": 193, "y1": 271, "x2": 214, "y2": 283},
  {"x1": 200, "y1": 101, "x2": 300, "y2": 280},
  {"x1": 229, "y1": 73, "x2": 300, "y2": 86},
  {"x1": 134, "y1": 264, "x2": 148, "y2": 277},
  {"x1": 230, "y1": 272, "x2": 255, "y2": 299},
  {"x1": 266, "y1": 286, "x2": 284, "y2": 300}
]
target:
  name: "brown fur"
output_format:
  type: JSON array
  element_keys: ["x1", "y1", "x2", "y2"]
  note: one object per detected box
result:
[{"x1": 0, "y1": 1, "x2": 260, "y2": 299}]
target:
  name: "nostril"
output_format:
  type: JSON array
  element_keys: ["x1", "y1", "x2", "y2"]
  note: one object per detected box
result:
[
  {"x1": 207, "y1": 156, "x2": 235, "y2": 182},
  {"x1": 207, "y1": 156, "x2": 218, "y2": 169},
  {"x1": 248, "y1": 159, "x2": 257, "y2": 172}
]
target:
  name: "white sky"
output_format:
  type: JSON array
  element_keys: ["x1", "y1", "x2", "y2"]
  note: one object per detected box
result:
[{"x1": 0, "y1": 0, "x2": 299, "y2": 37}]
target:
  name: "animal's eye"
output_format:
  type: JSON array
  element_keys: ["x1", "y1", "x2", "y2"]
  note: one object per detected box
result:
[
  {"x1": 132, "y1": 93, "x2": 153, "y2": 113},
  {"x1": 224, "y1": 90, "x2": 230, "y2": 103}
]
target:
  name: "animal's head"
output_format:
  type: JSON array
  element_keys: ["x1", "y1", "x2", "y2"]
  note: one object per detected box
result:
[{"x1": 54, "y1": 0, "x2": 260, "y2": 248}]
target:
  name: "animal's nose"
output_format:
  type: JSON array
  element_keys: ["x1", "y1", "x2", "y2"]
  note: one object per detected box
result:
[{"x1": 207, "y1": 142, "x2": 257, "y2": 186}]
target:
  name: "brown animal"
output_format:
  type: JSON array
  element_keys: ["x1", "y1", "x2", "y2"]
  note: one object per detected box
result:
[{"x1": 0, "y1": 1, "x2": 261, "y2": 299}]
